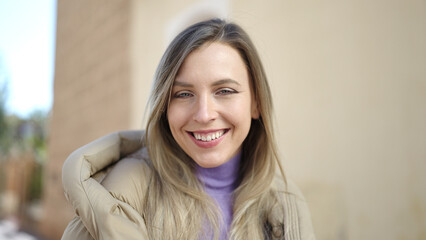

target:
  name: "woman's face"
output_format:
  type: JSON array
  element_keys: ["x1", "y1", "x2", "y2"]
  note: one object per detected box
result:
[{"x1": 167, "y1": 42, "x2": 259, "y2": 168}]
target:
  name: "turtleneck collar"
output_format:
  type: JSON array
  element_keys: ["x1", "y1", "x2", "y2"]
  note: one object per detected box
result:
[{"x1": 195, "y1": 152, "x2": 241, "y2": 193}]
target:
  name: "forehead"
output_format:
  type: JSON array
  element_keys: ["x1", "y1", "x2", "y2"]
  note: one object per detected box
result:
[{"x1": 175, "y1": 42, "x2": 249, "y2": 85}]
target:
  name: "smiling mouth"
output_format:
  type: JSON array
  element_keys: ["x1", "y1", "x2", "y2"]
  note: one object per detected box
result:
[{"x1": 188, "y1": 129, "x2": 229, "y2": 142}]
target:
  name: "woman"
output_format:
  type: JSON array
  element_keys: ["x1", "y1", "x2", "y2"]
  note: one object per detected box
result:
[{"x1": 62, "y1": 19, "x2": 315, "y2": 240}]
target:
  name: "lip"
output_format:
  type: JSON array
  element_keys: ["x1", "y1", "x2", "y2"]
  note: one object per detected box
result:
[{"x1": 186, "y1": 129, "x2": 229, "y2": 148}]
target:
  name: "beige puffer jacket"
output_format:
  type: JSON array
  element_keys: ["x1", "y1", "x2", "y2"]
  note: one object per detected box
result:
[{"x1": 61, "y1": 130, "x2": 315, "y2": 240}]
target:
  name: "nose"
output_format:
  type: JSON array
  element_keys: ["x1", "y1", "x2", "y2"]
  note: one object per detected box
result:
[{"x1": 193, "y1": 95, "x2": 217, "y2": 123}]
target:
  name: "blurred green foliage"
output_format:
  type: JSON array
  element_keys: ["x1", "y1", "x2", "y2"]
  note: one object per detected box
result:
[
  {"x1": 0, "y1": 81, "x2": 9, "y2": 154},
  {"x1": 0, "y1": 78, "x2": 49, "y2": 201}
]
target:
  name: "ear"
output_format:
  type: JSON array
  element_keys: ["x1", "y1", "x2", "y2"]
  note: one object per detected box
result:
[{"x1": 251, "y1": 101, "x2": 260, "y2": 119}]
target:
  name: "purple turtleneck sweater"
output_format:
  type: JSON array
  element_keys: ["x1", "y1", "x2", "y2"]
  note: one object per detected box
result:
[{"x1": 196, "y1": 152, "x2": 241, "y2": 240}]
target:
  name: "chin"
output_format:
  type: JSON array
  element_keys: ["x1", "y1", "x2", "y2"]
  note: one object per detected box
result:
[
  {"x1": 191, "y1": 152, "x2": 230, "y2": 168},
  {"x1": 190, "y1": 154, "x2": 217, "y2": 167}
]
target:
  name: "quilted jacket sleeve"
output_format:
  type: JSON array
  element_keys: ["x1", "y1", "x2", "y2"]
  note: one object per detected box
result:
[
  {"x1": 282, "y1": 179, "x2": 316, "y2": 240},
  {"x1": 268, "y1": 178, "x2": 316, "y2": 240},
  {"x1": 61, "y1": 130, "x2": 150, "y2": 240},
  {"x1": 62, "y1": 216, "x2": 94, "y2": 240}
]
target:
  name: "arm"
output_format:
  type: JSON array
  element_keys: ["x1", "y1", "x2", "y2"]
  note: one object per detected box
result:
[
  {"x1": 282, "y1": 180, "x2": 316, "y2": 240},
  {"x1": 62, "y1": 216, "x2": 94, "y2": 240},
  {"x1": 269, "y1": 178, "x2": 316, "y2": 240}
]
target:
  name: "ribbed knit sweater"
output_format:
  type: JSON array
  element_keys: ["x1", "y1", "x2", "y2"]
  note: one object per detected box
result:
[{"x1": 196, "y1": 152, "x2": 241, "y2": 240}]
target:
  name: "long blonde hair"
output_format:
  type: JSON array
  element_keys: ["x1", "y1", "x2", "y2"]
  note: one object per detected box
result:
[{"x1": 144, "y1": 18, "x2": 286, "y2": 240}]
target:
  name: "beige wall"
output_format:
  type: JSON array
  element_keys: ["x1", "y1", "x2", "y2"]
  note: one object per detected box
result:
[
  {"x1": 230, "y1": 1, "x2": 426, "y2": 239},
  {"x1": 47, "y1": 0, "x2": 425, "y2": 239}
]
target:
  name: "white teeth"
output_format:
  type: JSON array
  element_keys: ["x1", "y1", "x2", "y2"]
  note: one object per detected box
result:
[{"x1": 193, "y1": 130, "x2": 225, "y2": 142}]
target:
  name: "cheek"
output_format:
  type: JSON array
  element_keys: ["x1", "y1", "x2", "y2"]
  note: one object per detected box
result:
[
  {"x1": 225, "y1": 98, "x2": 254, "y2": 128},
  {"x1": 167, "y1": 103, "x2": 182, "y2": 132}
]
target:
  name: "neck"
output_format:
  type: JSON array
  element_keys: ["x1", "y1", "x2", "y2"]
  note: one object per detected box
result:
[{"x1": 196, "y1": 152, "x2": 241, "y2": 193}]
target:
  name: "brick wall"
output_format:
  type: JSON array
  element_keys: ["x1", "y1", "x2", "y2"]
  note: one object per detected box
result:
[{"x1": 40, "y1": 1, "x2": 132, "y2": 239}]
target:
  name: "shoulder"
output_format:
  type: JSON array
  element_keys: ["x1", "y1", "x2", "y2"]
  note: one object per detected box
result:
[
  {"x1": 61, "y1": 130, "x2": 151, "y2": 211},
  {"x1": 62, "y1": 130, "x2": 145, "y2": 204},
  {"x1": 271, "y1": 176, "x2": 316, "y2": 240},
  {"x1": 61, "y1": 130, "x2": 150, "y2": 238},
  {"x1": 101, "y1": 147, "x2": 153, "y2": 215}
]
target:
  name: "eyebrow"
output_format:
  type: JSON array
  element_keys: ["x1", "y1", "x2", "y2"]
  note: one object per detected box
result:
[{"x1": 173, "y1": 78, "x2": 241, "y2": 87}]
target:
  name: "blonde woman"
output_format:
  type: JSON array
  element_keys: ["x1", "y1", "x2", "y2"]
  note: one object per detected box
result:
[{"x1": 62, "y1": 19, "x2": 315, "y2": 240}]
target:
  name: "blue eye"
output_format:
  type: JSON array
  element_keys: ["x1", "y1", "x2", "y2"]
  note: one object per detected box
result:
[
  {"x1": 216, "y1": 89, "x2": 236, "y2": 95},
  {"x1": 174, "y1": 92, "x2": 192, "y2": 98}
]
